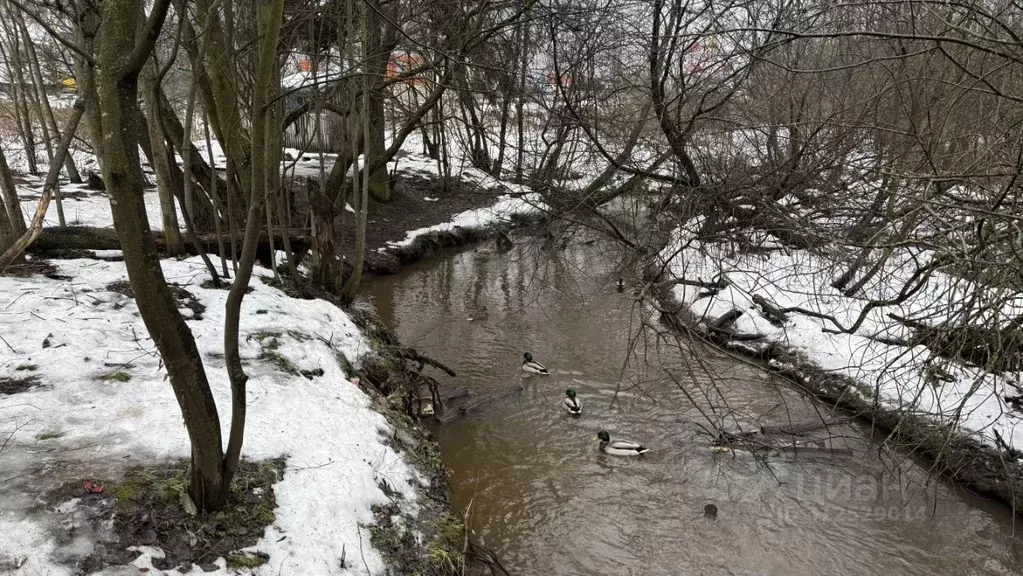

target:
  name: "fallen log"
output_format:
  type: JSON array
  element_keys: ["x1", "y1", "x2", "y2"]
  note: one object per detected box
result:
[
  {"x1": 708, "y1": 308, "x2": 743, "y2": 330},
  {"x1": 752, "y1": 294, "x2": 788, "y2": 326},
  {"x1": 704, "y1": 308, "x2": 766, "y2": 342},
  {"x1": 759, "y1": 418, "x2": 852, "y2": 437},
  {"x1": 28, "y1": 226, "x2": 312, "y2": 265}
]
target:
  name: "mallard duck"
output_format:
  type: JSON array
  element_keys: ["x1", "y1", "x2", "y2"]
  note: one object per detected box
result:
[
  {"x1": 596, "y1": 430, "x2": 649, "y2": 456},
  {"x1": 467, "y1": 306, "x2": 488, "y2": 322},
  {"x1": 521, "y1": 352, "x2": 549, "y2": 375},
  {"x1": 563, "y1": 388, "x2": 581, "y2": 414}
]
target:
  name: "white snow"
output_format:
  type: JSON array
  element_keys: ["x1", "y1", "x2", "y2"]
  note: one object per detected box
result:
[
  {"x1": 0, "y1": 257, "x2": 422, "y2": 575},
  {"x1": 0, "y1": 113, "x2": 550, "y2": 574},
  {"x1": 0, "y1": 93, "x2": 554, "y2": 574},
  {"x1": 386, "y1": 193, "x2": 545, "y2": 249},
  {"x1": 657, "y1": 220, "x2": 1023, "y2": 455}
]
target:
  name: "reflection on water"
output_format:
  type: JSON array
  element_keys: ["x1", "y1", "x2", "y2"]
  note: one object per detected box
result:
[{"x1": 360, "y1": 238, "x2": 1023, "y2": 576}]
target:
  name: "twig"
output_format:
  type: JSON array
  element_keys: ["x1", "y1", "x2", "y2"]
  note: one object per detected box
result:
[
  {"x1": 0, "y1": 419, "x2": 32, "y2": 454},
  {"x1": 392, "y1": 347, "x2": 456, "y2": 377},
  {"x1": 5, "y1": 289, "x2": 32, "y2": 310},
  {"x1": 357, "y1": 525, "x2": 371, "y2": 576},
  {"x1": 656, "y1": 276, "x2": 728, "y2": 290},
  {"x1": 0, "y1": 334, "x2": 17, "y2": 353}
]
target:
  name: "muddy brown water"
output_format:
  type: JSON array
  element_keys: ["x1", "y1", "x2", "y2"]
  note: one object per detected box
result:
[{"x1": 359, "y1": 238, "x2": 1023, "y2": 576}]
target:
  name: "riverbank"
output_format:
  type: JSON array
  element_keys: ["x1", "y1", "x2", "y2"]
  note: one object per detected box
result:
[
  {"x1": 649, "y1": 220, "x2": 1023, "y2": 511},
  {"x1": 1, "y1": 146, "x2": 532, "y2": 573},
  {"x1": 339, "y1": 148, "x2": 546, "y2": 275},
  {"x1": 0, "y1": 251, "x2": 503, "y2": 574},
  {"x1": 18, "y1": 145, "x2": 547, "y2": 277}
]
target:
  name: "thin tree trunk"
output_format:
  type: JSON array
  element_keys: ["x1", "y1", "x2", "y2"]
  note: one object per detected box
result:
[
  {"x1": 269, "y1": 80, "x2": 298, "y2": 279},
  {"x1": 10, "y1": 24, "x2": 65, "y2": 225},
  {"x1": 16, "y1": 12, "x2": 82, "y2": 183},
  {"x1": 0, "y1": 145, "x2": 26, "y2": 235},
  {"x1": 309, "y1": 96, "x2": 339, "y2": 291},
  {"x1": 226, "y1": 153, "x2": 238, "y2": 273},
  {"x1": 493, "y1": 89, "x2": 511, "y2": 177},
  {"x1": 0, "y1": 39, "x2": 37, "y2": 174},
  {"x1": 142, "y1": 64, "x2": 185, "y2": 255},
  {"x1": 0, "y1": 34, "x2": 38, "y2": 175},
  {"x1": 0, "y1": 99, "x2": 84, "y2": 272},
  {"x1": 204, "y1": 110, "x2": 230, "y2": 278},
  {"x1": 181, "y1": 77, "x2": 199, "y2": 226},
  {"x1": 222, "y1": 0, "x2": 285, "y2": 498},
  {"x1": 175, "y1": 77, "x2": 221, "y2": 285},
  {"x1": 649, "y1": 0, "x2": 700, "y2": 188},
  {"x1": 173, "y1": 140, "x2": 221, "y2": 286},
  {"x1": 345, "y1": 0, "x2": 371, "y2": 299},
  {"x1": 515, "y1": 12, "x2": 528, "y2": 181}
]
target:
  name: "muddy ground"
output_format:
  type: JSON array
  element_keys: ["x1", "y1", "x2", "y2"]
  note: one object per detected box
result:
[{"x1": 336, "y1": 172, "x2": 516, "y2": 274}]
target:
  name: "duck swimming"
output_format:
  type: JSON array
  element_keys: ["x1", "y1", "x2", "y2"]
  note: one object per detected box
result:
[
  {"x1": 467, "y1": 305, "x2": 488, "y2": 321},
  {"x1": 596, "y1": 430, "x2": 649, "y2": 456},
  {"x1": 521, "y1": 352, "x2": 549, "y2": 375},
  {"x1": 563, "y1": 388, "x2": 581, "y2": 414}
]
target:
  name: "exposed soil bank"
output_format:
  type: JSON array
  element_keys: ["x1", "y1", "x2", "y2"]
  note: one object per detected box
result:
[
  {"x1": 646, "y1": 262, "x2": 1023, "y2": 514},
  {"x1": 341, "y1": 310, "x2": 511, "y2": 576},
  {"x1": 344, "y1": 173, "x2": 544, "y2": 276}
]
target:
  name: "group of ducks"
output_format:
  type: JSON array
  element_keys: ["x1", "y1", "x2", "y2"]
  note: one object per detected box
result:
[{"x1": 521, "y1": 352, "x2": 651, "y2": 456}]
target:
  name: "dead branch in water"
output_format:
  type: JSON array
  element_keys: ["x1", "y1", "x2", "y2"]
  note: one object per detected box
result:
[{"x1": 392, "y1": 347, "x2": 457, "y2": 377}]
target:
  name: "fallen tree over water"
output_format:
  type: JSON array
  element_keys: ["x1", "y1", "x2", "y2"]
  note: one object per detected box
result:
[{"x1": 647, "y1": 264, "x2": 1023, "y2": 513}]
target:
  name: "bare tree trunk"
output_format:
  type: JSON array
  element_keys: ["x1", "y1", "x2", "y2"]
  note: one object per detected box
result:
[
  {"x1": 15, "y1": 12, "x2": 82, "y2": 183},
  {"x1": 515, "y1": 11, "x2": 528, "y2": 181},
  {"x1": 649, "y1": 0, "x2": 700, "y2": 188},
  {"x1": 142, "y1": 64, "x2": 185, "y2": 255},
  {"x1": 367, "y1": 90, "x2": 390, "y2": 202},
  {"x1": 0, "y1": 145, "x2": 26, "y2": 235},
  {"x1": 0, "y1": 191, "x2": 13, "y2": 256},
  {"x1": 156, "y1": 88, "x2": 235, "y2": 220},
  {"x1": 92, "y1": 0, "x2": 227, "y2": 511},
  {"x1": 345, "y1": 0, "x2": 371, "y2": 299},
  {"x1": 8, "y1": 22, "x2": 66, "y2": 226},
  {"x1": 493, "y1": 89, "x2": 512, "y2": 177},
  {"x1": 176, "y1": 76, "x2": 221, "y2": 285},
  {"x1": 226, "y1": 153, "x2": 239, "y2": 274},
  {"x1": 268, "y1": 77, "x2": 298, "y2": 279},
  {"x1": 362, "y1": 3, "x2": 396, "y2": 203},
  {"x1": 222, "y1": 0, "x2": 285, "y2": 498},
  {"x1": 204, "y1": 110, "x2": 230, "y2": 278},
  {"x1": 0, "y1": 34, "x2": 38, "y2": 175},
  {"x1": 0, "y1": 99, "x2": 84, "y2": 272},
  {"x1": 309, "y1": 97, "x2": 340, "y2": 292}
]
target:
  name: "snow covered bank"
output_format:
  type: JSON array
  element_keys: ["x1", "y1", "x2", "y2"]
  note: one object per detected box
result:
[
  {"x1": 0, "y1": 256, "x2": 435, "y2": 575},
  {"x1": 376, "y1": 136, "x2": 549, "y2": 262},
  {"x1": 654, "y1": 220, "x2": 1023, "y2": 504},
  {"x1": 383, "y1": 193, "x2": 546, "y2": 251}
]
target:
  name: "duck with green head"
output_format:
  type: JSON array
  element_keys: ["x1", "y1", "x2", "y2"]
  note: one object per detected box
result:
[
  {"x1": 521, "y1": 352, "x2": 549, "y2": 375},
  {"x1": 563, "y1": 388, "x2": 581, "y2": 414},
  {"x1": 596, "y1": 430, "x2": 649, "y2": 456}
]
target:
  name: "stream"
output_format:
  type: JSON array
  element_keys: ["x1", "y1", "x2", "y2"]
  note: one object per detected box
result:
[{"x1": 359, "y1": 235, "x2": 1023, "y2": 576}]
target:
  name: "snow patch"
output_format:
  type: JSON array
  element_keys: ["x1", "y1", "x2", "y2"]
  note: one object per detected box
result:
[{"x1": 0, "y1": 257, "x2": 418, "y2": 575}]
